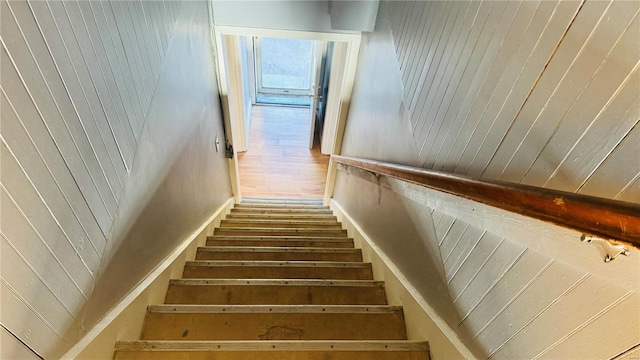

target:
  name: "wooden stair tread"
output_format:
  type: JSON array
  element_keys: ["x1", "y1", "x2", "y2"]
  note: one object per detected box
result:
[
  {"x1": 206, "y1": 238, "x2": 355, "y2": 248},
  {"x1": 165, "y1": 279, "x2": 387, "y2": 305},
  {"x1": 227, "y1": 213, "x2": 337, "y2": 220},
  {"x1": 113, "y1": 202, "x2": 429, "y2": 359},
  {"x1": 208, "y1": 235, "x2": 353, "y2": 241},
  {"x1": 215, "y1": 227, "x2": 347, "y2": 233},
  {"x1": 234, "y1": 204, "x2": 329, "y2": 210},
  {"x1": 186, "y1": 260, "x2": 370, "y2": 268},
  {"x1": 142, "y1": 306, "x2": 407, "y2": 341},
  {"x1": 169, "y1": 279, "x2": 383, "y2": 286},
  {"x1": 115, "y1": 340, "x2": 429, "y2": 351},
  {"x1": 197, "y1": 247, "x2": 361, "y2": 253},
  {"x1": 222, "y1": 219, "x2": 339, "y2": 224},
  {"x1": 220, "y1": 219, "x2": 341, "y2": 227},
  {"x1": 231, "y1": 208, "x2": 334, "y2": 214},
  {"x1": 242, "y1": 196, "x2": 323, "y2": 204},
  {"x1": 147, "y1": 305, "x2": 401, "y2": 313}
]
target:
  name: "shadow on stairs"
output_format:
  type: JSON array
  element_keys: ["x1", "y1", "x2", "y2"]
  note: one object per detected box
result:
[{"x1": 114, "y1": 197, "x2": 430, "y2": 359}]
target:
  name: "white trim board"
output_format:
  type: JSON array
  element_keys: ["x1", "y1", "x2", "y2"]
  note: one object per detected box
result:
[
  {"x1": 330, "y1": 199, "x2": 476, "y2": 360},
  {"x1": 61, "y1": 198, "x2": 235, "y2": 359}
]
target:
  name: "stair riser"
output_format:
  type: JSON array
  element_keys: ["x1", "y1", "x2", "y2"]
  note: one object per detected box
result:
[
  {"x1": 183, "y1": 265, "x2": 373, "y2": 280},
  {"x1": 227, "y1": 215, "x2": 337, "y2": 221},
  {"x1": 220, "y1": 222, "x2": 343, "y2": 229},
  {"x1": 165, "y1": 285, "x2": 386, "y2": 305},
  {"x1": 214, "y1": 229, "x2": 347, "y2": 237},
  {"x1": 115, "y1": 350, "x2": 428, "y2": 360},
  {"x1": 195, "y1": 251, "x2": 362, "y2": 262},
  {"x1": 234, "y1": 204, "x2": 329, "y2": 210},
  {"x1": 206, "y1": 240, "x2": 355, "y2": 248},
  {"x1": 141, "y1": 312, "x2": 406, "y2": 340},
  {"x1": 231, "y1": 209, "x2": 333, "y2": 215}
]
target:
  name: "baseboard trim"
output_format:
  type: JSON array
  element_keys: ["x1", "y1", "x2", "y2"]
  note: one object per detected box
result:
[
  {"x1": 330, "y1": 199, "x2": 475, "y2": 360},
  {"x1": 61, "y1": 197, "x2": 235, "y2": 359}
]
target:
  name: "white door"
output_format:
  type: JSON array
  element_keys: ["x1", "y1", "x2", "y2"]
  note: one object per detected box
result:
[{"x1": 308, "y1": 41, "x2": 325, "y2": 149}]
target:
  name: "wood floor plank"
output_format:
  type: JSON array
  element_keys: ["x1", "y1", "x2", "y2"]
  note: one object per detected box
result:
[{"x1": 238, "y1": 106, "x2": 330, "y2": 198}]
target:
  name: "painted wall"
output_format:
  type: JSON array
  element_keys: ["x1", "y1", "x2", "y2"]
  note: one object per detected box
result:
[
  {"x1": 0, "y1": 1, "x2": 231, "y2": 358},
  {"x1": 334, "y1": 1, "x2": 640, "y2": 358}
]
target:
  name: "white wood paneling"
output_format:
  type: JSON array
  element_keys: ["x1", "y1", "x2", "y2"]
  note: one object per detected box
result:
[
  {"x1": 490, "y1": 276, "x2": 631, "y2": 359},
  {"x1": 1, "y1": 1, "x2": 183, "y2": 357},
  {"x1": 1, "y1": 141, "x2": 100, "y2": 272},
  {"x1": 385, "y1": 0, "x2": 639, "y2": 205},
  {"x1": 458, "y1": 249, "x2": 551, "y2": 336},
  {"x1": 3, "y1": 0, "x2": 115, "y2": 232},
  {"x1": 0, "y1": 281, "x2": 66, "y2": 358},
  {"x1": 539, "y1": 293, "x2": 640, "y2": 359},
  {"x1": 0, "y1": 85, "x2": 105, "y2": 255},
  {"x1": 472, "y1": 261, "x2": 586, "y2": 357},
  {"x1": 339, "y1": 0, "x2": 640, "y2": 357},
  {"x1": 1, "y1": 238, "x2": 78, "y2": 338},
  {"x1": 96, "y1": 1, "x2": 147, "y2": 126},
  {"x1": 520, "y1": 8, "x2": 640, "y2": 187},
  {"x1": 1, "y1": 326, "x2": 41, "y2": 360},
  {"x1": 432, "y1": 0, "x2": 522, "y2": 170}
]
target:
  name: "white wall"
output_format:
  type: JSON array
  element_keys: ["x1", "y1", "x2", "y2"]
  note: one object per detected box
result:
[
  {"x1": 334, "y1": 1, "x2": 640, "y2": 358},
  {"x1": 212, "y1": 0, "x2": 368, "y2": 34},
  {"x1": 0, "y1": 1, "x2": 231, "y2": 358}
]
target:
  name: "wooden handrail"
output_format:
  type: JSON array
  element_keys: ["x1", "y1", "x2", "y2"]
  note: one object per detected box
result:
[{"x1": 332, "y1": 155, "x2": 640, "y2": 249}]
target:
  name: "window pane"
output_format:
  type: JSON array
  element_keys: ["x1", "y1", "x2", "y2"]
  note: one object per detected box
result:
[{"x1": 260, "y1": 37, "x2": 313, "y2": 90}]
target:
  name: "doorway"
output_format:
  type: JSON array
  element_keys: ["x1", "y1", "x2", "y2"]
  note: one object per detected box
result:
[
  {"x1": 237, "y1": 36, "x2": 330, "y2": 198},
  {"x1": 213, "y1": 26, "x2": 361, "y2": 203}
]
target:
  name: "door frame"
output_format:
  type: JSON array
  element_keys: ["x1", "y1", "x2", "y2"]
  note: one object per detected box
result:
[{"x1": 212, "y1": 25, "x2": 361, "y2": 205}]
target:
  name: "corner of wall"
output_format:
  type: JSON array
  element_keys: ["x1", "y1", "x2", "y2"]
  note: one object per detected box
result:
[
  {"x1": 330, "y1": 199, "x2": 476, "y2": 360},
  {"x1": 60, "y1": 198, "x2": 234, "y2": 360}
]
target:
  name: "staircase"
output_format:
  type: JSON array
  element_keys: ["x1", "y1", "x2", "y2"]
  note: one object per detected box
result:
[{"x1": 114, "y1": 198, "x2": 429, "y2": 359}]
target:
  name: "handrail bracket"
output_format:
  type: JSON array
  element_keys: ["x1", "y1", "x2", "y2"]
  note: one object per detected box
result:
[{"x1": 581, "y1": 234, "x2": 631, "y2": 263}]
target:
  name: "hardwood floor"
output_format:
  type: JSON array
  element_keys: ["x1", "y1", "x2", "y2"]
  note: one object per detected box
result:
[{"x1": 238, "y1": 105, "x2": 330, "y2": 198}]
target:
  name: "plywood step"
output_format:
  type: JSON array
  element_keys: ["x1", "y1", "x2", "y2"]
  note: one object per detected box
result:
[
  {"x1": 219, "y1": 219, "x2": 342, "y2": 229},
  {"x1": 242, "y1": 197, "x2": 325, "y2": 204},
  {"x1": 214, "y1": 227, "x2": 347, "y2": 237},
  {"x1": 206, "y1": 236, "x2": 355, "y2": 248},
  {"x1": 227, "y1": 213, "x2": 338, "y2": 221},
  {"x1": 141, "y1": 305, "x2": 407, "y2": 340},
  {"x1": 114, "y1": 340, "x2": 430, "y2": 360},
  {"x1": 196, "y1": 247, "x2": 362, "y2": 262},
  {"x1": 234, "y1": 204, "x2": 329, "y2": 210},
  {"x1": 165, "y1": 279, "x2": 386, "y2": 305},
  {"x1": 183, "y1": 261, "x2": 373, "y2": 280},
  {"x1": 231, "y1": 208, "x2": 333, "y2": 215}
]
